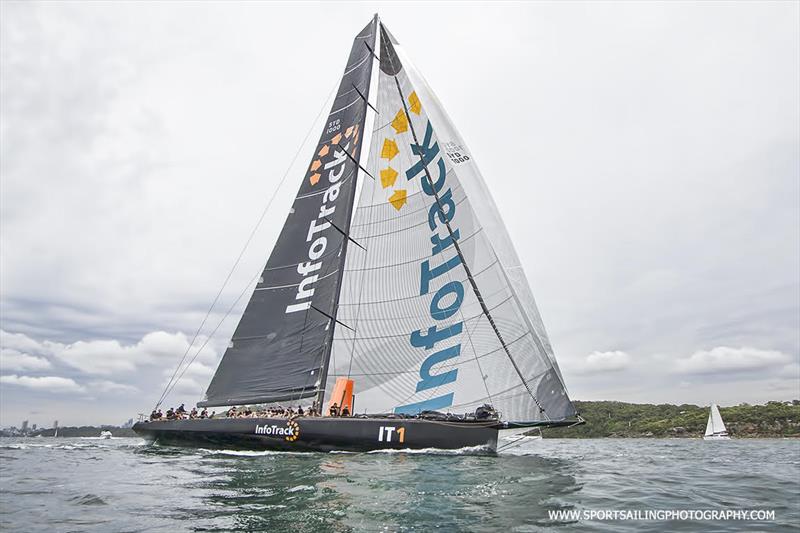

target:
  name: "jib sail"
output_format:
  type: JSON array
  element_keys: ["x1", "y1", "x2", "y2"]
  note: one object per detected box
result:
[{"x1": 326, "y1": 24, "x2": 577, "y2": 423}]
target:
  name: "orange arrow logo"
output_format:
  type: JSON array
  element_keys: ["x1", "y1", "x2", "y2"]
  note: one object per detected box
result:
[
  {"x1": 381, "y1": 138, "x2": 399, "y2": 160},
  {"x1": 388, "y1": 189, "x2": 407, "y2": 210},
  {"x1": 391, "y1": 109, "x2": 408, "y2": 133},
  {"x1": 380, "y1": 167, "x2": 398, "y2": 189},
  {"x1": 409, "y1": 91, "x2": 421, "y2": 115}
]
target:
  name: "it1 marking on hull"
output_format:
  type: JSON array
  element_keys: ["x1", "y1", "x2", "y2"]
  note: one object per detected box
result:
[{"x1": 377, "y1": 426, "x2": 406, "y2": 443}]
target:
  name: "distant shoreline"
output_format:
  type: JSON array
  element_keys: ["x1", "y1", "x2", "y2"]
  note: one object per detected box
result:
[
  {"x1": 0, "y1": 426, "x2": 138, "y2": 438},
  {"x1": 541, "y1": 400, "x2": 800, "y2": 439},
  {"x1": 3, "y1": 400, "x2": 798, "y2": 439}
]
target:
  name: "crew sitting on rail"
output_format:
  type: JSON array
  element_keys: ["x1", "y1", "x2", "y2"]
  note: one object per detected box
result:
[
  {"x1": 189, "y1": 407, "x2": 198, "y2": 419},
  {"x1": 199, "y1": 408, "x2": 208, "y2": 419},
  {"x1": 340, "y1": 405, "x2": 350, "y2": 417},
  {"x1": 176, "y1": 404, "x2": 187, "y2": 416},
  {"x1": 329, "y1": 403, "x2": 340, "y2": 417}
]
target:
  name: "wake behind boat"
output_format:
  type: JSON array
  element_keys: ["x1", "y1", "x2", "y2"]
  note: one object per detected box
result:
[{"x1": 135, "y1": 15, "x2": 582, "y2": 452}]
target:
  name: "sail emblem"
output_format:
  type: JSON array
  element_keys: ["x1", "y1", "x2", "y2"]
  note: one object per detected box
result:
[
  {"x1": 388, "y1": 189, "x2": 407, "y2": 210},
  {"x1": 408, "y1": 91, "x2": 421, "y2": 114},
  {"x1": 380, "y1": 167, "x2": 398, "y2": 188},
  {"x1": 391, "y1": 109, "x2": 409, "y2": 133},
  {"x1": 381, "y1": 138, "x2": 399, "y2": 160},
  {"x1": 309, "y1": 126, "x2": 358, "y2": 186}
]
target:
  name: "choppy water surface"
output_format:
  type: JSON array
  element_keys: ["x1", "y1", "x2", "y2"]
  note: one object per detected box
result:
[{"x1": 0, "y1": 437, "x2": 797, "y2": 532}]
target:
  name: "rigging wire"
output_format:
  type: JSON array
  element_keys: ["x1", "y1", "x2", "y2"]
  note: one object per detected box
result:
[
  {"x1": 161, "y1": 269, "x2": 261, "y2": 403},
  {"x1": 154, "y1": 81, "x2": 341, "y2": 409}
]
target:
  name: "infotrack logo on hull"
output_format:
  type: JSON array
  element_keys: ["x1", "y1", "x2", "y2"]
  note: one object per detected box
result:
[{"x1": 254, "y1": 421, "x2": 300, "y2": 442}]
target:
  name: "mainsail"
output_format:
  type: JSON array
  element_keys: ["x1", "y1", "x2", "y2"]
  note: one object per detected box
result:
[
  {"x1": 199, "y1": 18, "x2": 378, "y2": 407},
  {"x1": 705, "y1": 404, "x2": 728, "y2": 436},
  {"x1": 199, "y1": 18, "x2": 577, "y2": 424},
  {"x1": 327, "y1": 24, "x2": 576, "y2": 423}
]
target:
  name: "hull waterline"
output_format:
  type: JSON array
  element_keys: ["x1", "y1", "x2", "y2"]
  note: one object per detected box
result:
[{"x1": 133, "y1": 417, "x2": 500, "y2": 453}]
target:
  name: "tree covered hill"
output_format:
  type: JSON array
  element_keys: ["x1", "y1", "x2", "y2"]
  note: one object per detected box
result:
[{"x1": 542, "y1": 400, "x2": 800, "y2": 438}]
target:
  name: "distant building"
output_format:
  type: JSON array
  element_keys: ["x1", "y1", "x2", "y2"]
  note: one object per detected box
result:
[
  {"x1": 21, "y1": 420, "x2": 28, "y2": 433},
  {"x1": 121, "y1": 418, "x2": 134, "y2": 429},
  {"x1": 53, "y1": 420, "x2": 59, "y2": 430},
  {"x1": 32, "y1": 423, "x2": 37, "y2": 431}
]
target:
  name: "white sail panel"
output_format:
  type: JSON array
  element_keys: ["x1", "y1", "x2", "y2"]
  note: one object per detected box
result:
[
  {"x1": 328, "y1": 25, "x2": 576, "y2": 423},
  {"x1": 393, "y1": 43, "x2": 568, "y2": 391},
  {"x1": 706, "y1": 404, "x2": 727, "y2": 436}
]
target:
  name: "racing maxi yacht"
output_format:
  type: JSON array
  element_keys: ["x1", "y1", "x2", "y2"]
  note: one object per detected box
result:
[{"x1": 134, "y1": 16, "x2": 582, "y2": 452}]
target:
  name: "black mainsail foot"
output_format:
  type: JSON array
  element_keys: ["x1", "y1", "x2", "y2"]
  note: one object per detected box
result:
[{"x1": 134, "y1": 16, "x2": 583, "y2": 452}]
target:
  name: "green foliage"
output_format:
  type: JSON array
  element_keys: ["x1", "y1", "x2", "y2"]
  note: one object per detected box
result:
[{"x1": 542, "y1": 400, "x2": 800, "y2": 438}]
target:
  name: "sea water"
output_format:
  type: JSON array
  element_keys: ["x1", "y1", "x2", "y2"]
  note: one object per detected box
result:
[{"x1": 0, "y1": 437, "x2": 797, "y2": 532}]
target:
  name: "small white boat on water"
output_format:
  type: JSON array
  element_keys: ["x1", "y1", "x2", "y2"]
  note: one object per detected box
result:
[
  {"x1": 703, "y1": 404, "x2": 730, "y2": 440},
  {"x1": 100, "y1": 431, "x2": 113, "y2": 439}
]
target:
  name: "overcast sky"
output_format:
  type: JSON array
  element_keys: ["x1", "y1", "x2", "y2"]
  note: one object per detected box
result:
[{"x1": 1, "y1": 1, "x2": 798, "y2": 427}]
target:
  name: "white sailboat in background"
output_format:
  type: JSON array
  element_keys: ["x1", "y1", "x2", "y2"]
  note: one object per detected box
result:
[{"x1": 703, "y1": 403, "x2": 730, "y2": 440}]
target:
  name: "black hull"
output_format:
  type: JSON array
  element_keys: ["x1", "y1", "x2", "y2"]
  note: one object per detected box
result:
[{"x1": 133, "y1": 417, "x2": 499, "y2": 452}]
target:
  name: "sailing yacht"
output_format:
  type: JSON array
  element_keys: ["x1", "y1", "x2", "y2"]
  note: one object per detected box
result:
[
  {"x1": 134, "y1": 16, "x2": 582, "y2": 452},
  {"x1": 703, "y1": 404, "x2": 730, "y2": 440}
]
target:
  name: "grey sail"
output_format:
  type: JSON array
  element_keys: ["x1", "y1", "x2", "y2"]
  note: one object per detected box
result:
[
  {"x1": 199, "y1": 18, "x2": 377, "y2": 407},
  {"x1": 327, "y1": 24, "x2": 577, "y2": 424}
]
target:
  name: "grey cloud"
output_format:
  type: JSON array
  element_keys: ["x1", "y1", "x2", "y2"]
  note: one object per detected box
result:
[{"x1": 675, "y1": 346, "x2": 792, "y2": 376}]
